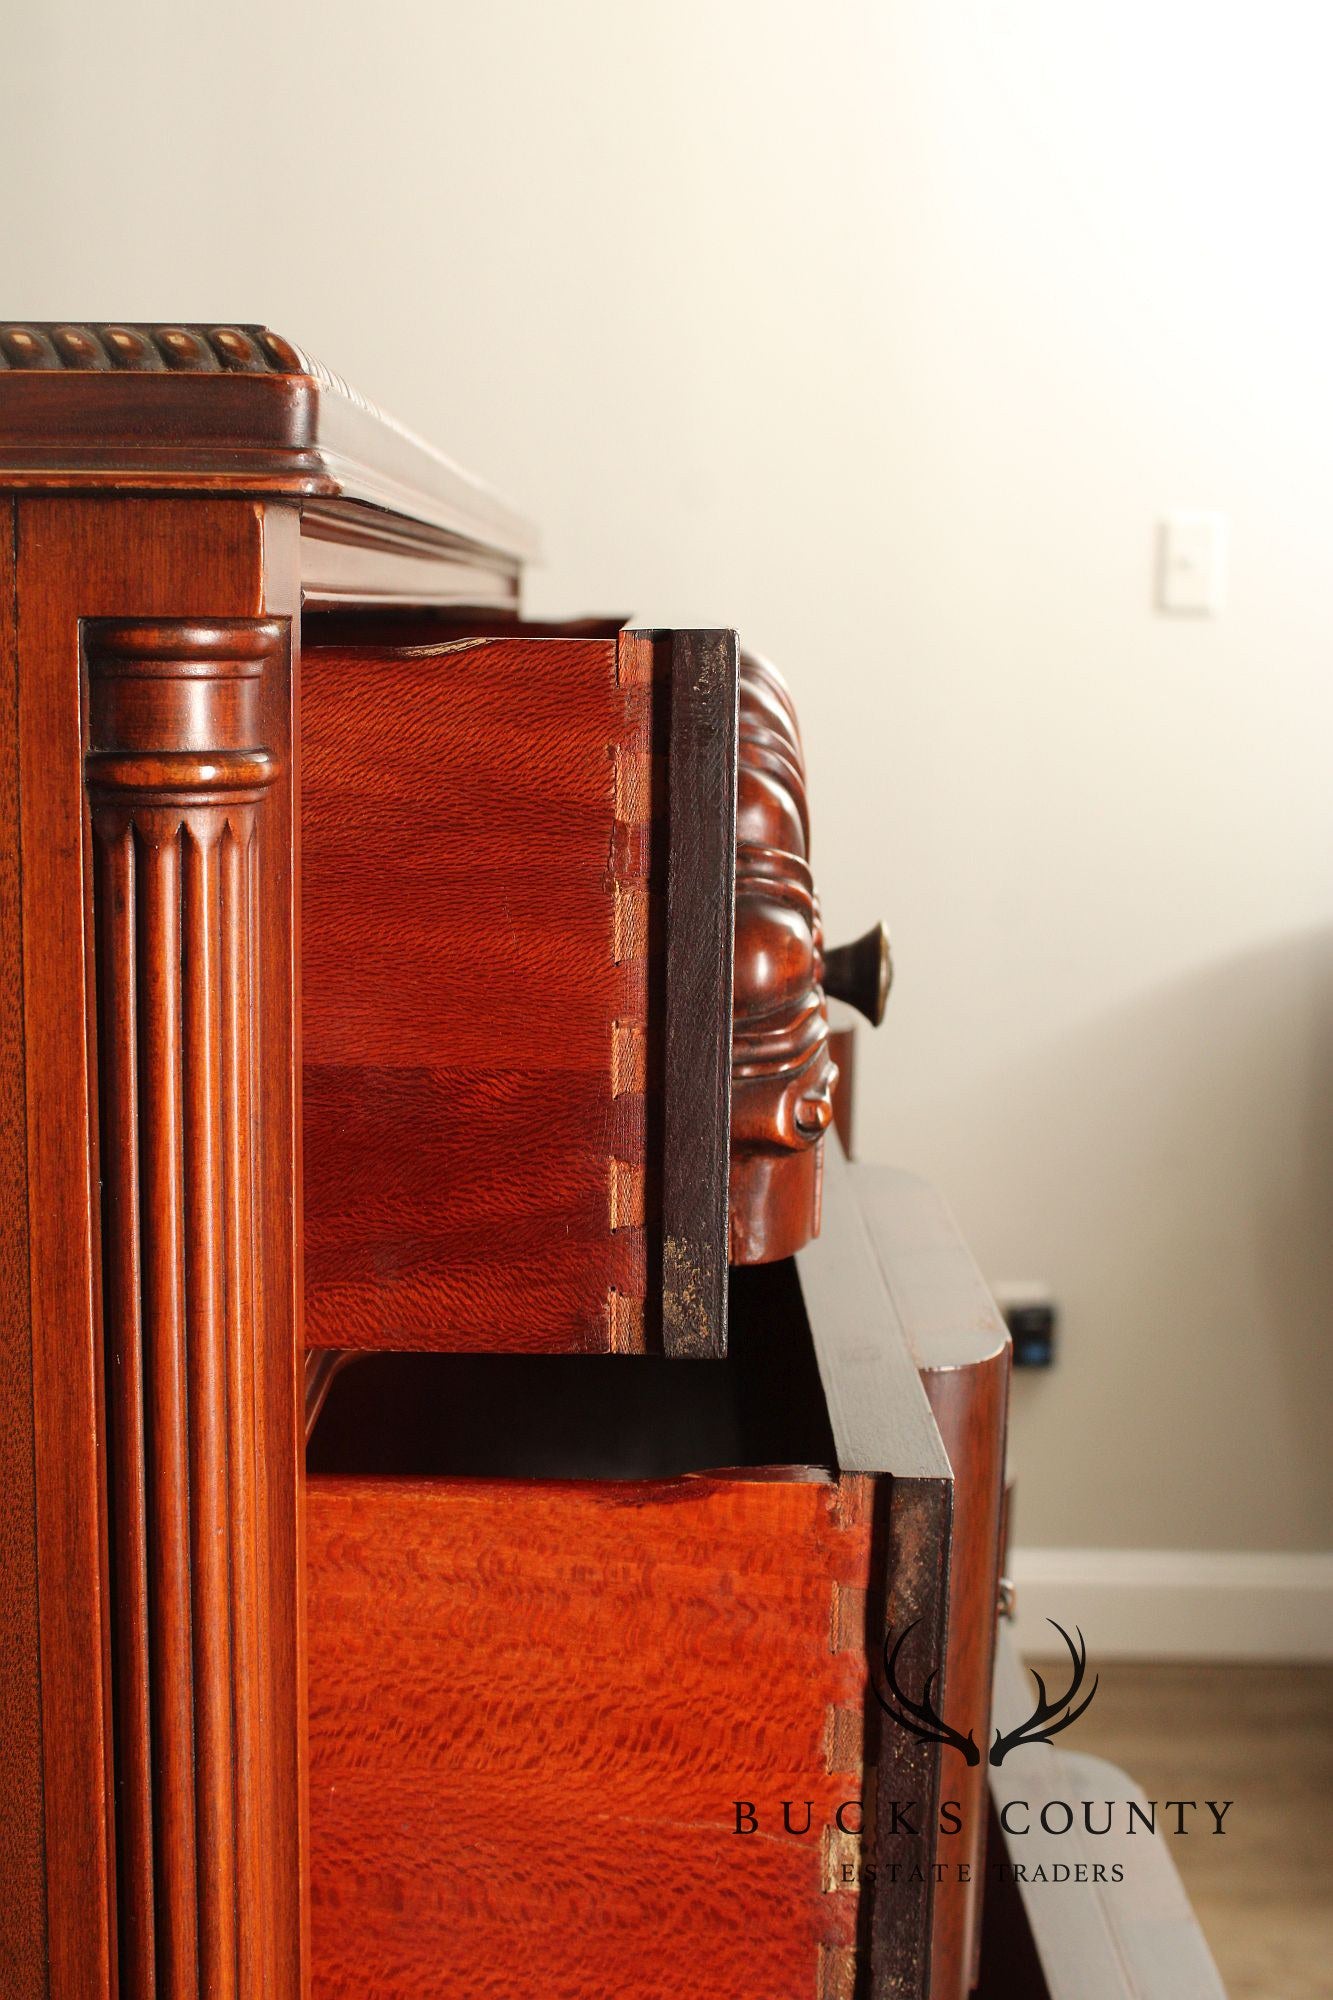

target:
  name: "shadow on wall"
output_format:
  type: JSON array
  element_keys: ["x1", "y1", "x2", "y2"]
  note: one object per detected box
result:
[{"x1": 977, "y1": 927, "x2": 1333, "y2": 1553}]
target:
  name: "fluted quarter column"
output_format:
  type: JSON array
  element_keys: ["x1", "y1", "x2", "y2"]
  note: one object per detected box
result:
[{"x1": 86, "y1": 619, "x2": 284, "y2": 2000}]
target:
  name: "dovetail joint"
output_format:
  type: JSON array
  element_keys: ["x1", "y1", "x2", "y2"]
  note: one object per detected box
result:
[
  {"x1": 613, "y1": 744, "x2": 657, "y2": 825},
  {"x1": 830, "y1": 1581, "x2": 866, "y2": 1655},
  {"x1": 822, "y1": 1823, "x2": 863, "y2": 1895},
  {"x1": 816, "y1": 1945, "x2": 858, "y2": 2000},
  {"x1": 613, "y1": 882, "x2": 649, "y2": 965},
  {"x1": 611, "y1": 1018, "x2": 647, "y2": 1098},
  {"x1": 824, "y1": 1703, "x2": 863, "y2": 1776},
  {"x1": 606, "y1": 1289, "x2": 644, "y2": 1353},
  {"x1": 609, "y1": 1158, "x2": 646, "y2": 1232}
]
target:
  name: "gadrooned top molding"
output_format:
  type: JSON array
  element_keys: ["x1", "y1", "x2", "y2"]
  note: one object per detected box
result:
[
  {"x1": 0, "y1": 323, "x2": 308, "y2": 375},
  {"x1": 0, "y1": 322, "x2": 538, "y2": 566}
]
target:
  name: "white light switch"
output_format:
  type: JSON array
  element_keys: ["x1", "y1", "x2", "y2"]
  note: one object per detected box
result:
[{"x1": 1157, "y1": 512, "x2": 1227, "y2": 615}]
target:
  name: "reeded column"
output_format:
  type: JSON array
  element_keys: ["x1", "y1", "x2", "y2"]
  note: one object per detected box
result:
[{"x1": 86, "y1": 619, "x2": 285, "y2": 1999}]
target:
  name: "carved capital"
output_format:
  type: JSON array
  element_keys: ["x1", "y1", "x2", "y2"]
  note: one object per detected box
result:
[
  {"x1": 729, "y1": 652, "x2": 836, "y2": 1264},
  {"x1": 86, "y1": 618, "x2": 282, "y2": 803}
]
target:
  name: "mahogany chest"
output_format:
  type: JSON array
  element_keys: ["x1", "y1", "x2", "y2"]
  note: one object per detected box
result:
[{"x1": 0, "y1": 323, "x2": 1003, "y2": 2000}]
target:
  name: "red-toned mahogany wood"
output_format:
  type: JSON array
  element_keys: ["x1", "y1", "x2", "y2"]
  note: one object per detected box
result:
[
  {"x1": 8, "y1": 497, "x2": 305, "y2": 2000},
  {"x1": 729, "y1": 651, "x2": 836, "y2": 1266},
  {"x1": 826, "y1": 1001, "x2": 859, "y2": 1158},
  {"x1": 300, "y1": 1124, "x2": 959, "y2": 1999},
  {"x1": 306, "y1": 1472, "x2": 872, "y2": 2000},
  {"x1": 85, "y1": 616, "x2": 296, "y2": 1999},
  {"x1": 853, "y1": 1164, "x2": 1012, "y2": 2000},
  {"x1": 922, "y1": 1352, "x2": 1008, "y2": 1998},
  {"x1": 0, "y1": 497, "x2": 48, "y2": 1997},
  {"x1": 301, "y1": 630, "x2": 659, "y2": 1354},
  {"x1": 0, "y1": 339, "x2": 550, "y2": 1997},
  {"x1": 0, "y1": 323, "x2": 537, "y2": 612}
]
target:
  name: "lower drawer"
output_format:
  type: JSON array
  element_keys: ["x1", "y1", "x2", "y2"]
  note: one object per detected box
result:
[
  {"x1": 307, "y1": 1470, "x2": 870, "y2": 2000},
  {"x1": 304, "y1": 1287, "x2": 870, "y2": 2000},
  {"x1": 303, "y1": 1155, "x2": 988, "y2": 1999}
]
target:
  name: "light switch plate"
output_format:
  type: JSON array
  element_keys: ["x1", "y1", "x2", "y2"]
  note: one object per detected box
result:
[{"x1": 1157, "y1": 511, "x2": 1227, "y2": 615}]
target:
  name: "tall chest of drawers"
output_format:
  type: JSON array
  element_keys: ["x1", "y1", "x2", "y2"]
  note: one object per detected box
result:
[{"x1": 0, "y1": 323, "x2": 1008, "y2": 2000}]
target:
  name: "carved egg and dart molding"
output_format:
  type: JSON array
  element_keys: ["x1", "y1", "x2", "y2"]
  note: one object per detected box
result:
[{"x1": 728, "y1": 651, "x2": 892, "y2": 1265}]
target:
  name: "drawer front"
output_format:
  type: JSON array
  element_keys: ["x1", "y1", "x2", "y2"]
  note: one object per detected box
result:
[{"x1": 302, "y1": 626, "x2": 737, "y2": 1357}]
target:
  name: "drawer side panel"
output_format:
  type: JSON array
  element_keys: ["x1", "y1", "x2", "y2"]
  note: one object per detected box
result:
[
  {"x1": 301, "y1": 635, "x2": 656, "y2": 1352},
  {"x1": 306, "y1": 1472, "x2": 873, "y2": 1999}
]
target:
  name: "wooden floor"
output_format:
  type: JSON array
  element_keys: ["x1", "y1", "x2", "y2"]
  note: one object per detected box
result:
[{"x1": 1026, "y1": 1659, "x2": 1333, "y2": 1999}]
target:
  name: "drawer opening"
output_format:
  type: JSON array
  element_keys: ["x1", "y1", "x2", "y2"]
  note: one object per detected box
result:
[
  {"x1": 306, "y1": 1259, "x2": 836, "y2": 1483},
  {"x1": 302, "y1": 607, "x2": 631, "y2": 648}
]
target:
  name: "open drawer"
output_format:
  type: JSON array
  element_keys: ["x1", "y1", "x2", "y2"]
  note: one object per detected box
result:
[
  {"x1": 302, "y1": 617, "x2": 882, "y2": 1359},
  {"x1": 304, "y1": 1145, "x2": 956, "y2": 2000}
]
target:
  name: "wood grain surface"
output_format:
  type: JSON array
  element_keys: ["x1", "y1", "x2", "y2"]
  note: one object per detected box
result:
[
  {"x1": 8, "y1": 495, "x2": 306, "y2": 1999},
  {"x1": 826, "y1": 1001, "x2": 859, "y2": 1158},
  {"x1": 0, "y1": 496, "x2": 47, "y2": 1997},
  {"x1": 307, "y1": 1471, "x2": 872, "y2": 2000},
  {"x1": 0, "y1": 323, "x2": 538, "y2": 590},
  {"x1": 303, "y1": 1166, "x2": 970, "y2": 2000},
  {"x1": 86, "y1": 613, "x2": 295, "y2": 1999},
  {"x1": 0, "y1": 348, "x2": 549, "y2": 1995},
  {"x1": 728, "y1": 650, "x2": 834, "y2": 1269},
  {"x1": 302, "y1": 631, "x2": 660, "y2": 1353}
]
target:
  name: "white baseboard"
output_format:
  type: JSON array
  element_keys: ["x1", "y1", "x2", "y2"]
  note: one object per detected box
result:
[{"x1": 1009, "y1": 1547, "x2": 1333, "y2": 1661}]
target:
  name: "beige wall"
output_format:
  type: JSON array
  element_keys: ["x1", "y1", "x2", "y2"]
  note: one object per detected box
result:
[{"x1": 6, "y1": 1, "x2": 1332, "y2": 1552}]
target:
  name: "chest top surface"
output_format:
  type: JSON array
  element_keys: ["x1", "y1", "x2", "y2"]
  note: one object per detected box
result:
[{"x1": 0, "y1": 320, "x2": 538, "y2": 572}]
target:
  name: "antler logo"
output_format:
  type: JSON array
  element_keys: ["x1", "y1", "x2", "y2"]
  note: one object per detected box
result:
[
  {"x1": 872, "y1": 1618, "x2": 1099, "y2": 1767},
  {"x1": 989, "y1": 1621, "x2": 1098, "y2": 1764}
]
